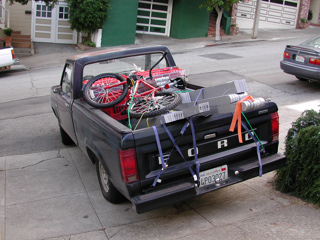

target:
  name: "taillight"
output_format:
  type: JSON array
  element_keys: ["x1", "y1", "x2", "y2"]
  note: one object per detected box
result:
[
  {"x1": 284, "y1": 52, "x2": 290, "y2": 59},
  {"x1": 271, "y1": 112, "x2": 279, "y2": 142},
  {"x1": 11, "y1": 49, "x2": 15, "y2": 60},
  {"x1": 309, "y1": 57, "x2": 320, "y2": 65},
  {"x1": 119, "y1": 148, "x2": 139, "y2": 183}
]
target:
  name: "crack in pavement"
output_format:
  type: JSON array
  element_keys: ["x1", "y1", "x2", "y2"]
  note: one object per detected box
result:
[
  {"x1": 29, "y1": 71, "x2": 38, "y2": 96},
  {"x1": 5, "y1": 150, "x2": 66, "y2": 171}
]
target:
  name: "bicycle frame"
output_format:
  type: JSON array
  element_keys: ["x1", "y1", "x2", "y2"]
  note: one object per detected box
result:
[
  {"x1": 131, "y1": 78, "x2": 162, "y2": 98},
  {"x1": 101, "y1": 75, "x2": 169, "y2": 102}
]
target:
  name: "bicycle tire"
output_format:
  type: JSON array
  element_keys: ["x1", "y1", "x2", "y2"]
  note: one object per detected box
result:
[
  {"x1": 83, "y1": 73, "x2": 129, "y2": 109},
  {"x1": 129, "y1": 91, "x2": 182, "y2": 118}
]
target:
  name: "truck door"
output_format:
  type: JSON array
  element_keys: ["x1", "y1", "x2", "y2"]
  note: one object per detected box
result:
[{"x1": 55, "y1": 63, "x2": 77, "y2": 144}]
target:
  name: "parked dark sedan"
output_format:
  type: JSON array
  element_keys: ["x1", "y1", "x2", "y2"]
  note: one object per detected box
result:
[{"x1": 280, "y1": 35, "x2": 320, "y2": 82}]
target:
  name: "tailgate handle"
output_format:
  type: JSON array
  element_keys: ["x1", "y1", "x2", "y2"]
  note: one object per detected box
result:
[{"x1": 204, "y1": 133, "x2": 216, "y2": 139}]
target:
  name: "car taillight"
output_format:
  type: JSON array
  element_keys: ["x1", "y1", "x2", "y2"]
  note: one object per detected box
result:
[
  {"x1": 309, "y1": 57, "x2": 320, "y2": 65},
  {"x1": 283, "y1": 52, "x2": 290, "y2": 59},
  {"x1": 11, "y1": 49, "x2": 15, "y2": 60},
  {"x1": 271, "y1": 112, "x2": 279, "y2": 142},
  {"x1": 119, "y1": 148, "x2": 139, "y2": 183}
]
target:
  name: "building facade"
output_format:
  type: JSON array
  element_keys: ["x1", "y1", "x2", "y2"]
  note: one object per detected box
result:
[
  {"x1": 236, "y1": 0, "x2": 313, "y2": 29},
  {"x1": 0, "y1": 0, "x2": 317, "y2": 47},
  {"x1": 100, "y1": 0, "x2": 210, "y2": 47}
]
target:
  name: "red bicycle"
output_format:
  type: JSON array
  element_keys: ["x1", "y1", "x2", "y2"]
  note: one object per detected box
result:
[{"x1": 83, "y1": 67, "x2": 186, "y2": 118}]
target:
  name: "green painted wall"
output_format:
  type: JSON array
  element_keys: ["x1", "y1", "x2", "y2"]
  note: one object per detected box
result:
[
  {"x1": 101, "y1": 0, "x2": 139, "y2": 47},
  {"x1": 170, "y1": 0, "x2": 210, "y2": 39}
]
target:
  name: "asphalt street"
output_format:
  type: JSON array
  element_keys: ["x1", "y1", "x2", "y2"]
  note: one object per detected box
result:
[{"x1": 1, "y1": 27, "x2": 320, "y2": 240}]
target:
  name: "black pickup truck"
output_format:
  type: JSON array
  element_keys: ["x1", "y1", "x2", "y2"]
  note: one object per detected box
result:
[{"x1": 51, "y1": 46, "x2": 286, "y2": 213}]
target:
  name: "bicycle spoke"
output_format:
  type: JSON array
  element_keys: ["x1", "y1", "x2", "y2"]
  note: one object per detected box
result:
[
  {"x1": 89, "y1": 87, "x2": 105, "y2": 103},
  {"x1": 105, "y1": 89, "x2": 123, "y2": 103},
  {"x1": 130, "y1": 92, "x2": 181, "y2": 118}
]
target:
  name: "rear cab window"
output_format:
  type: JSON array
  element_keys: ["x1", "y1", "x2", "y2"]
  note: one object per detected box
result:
[{"x1": 82, "y1": 53, "x2": 169, "y2": 86}]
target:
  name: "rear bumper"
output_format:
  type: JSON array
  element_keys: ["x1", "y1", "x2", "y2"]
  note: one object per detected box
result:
[
  {"x1": 14, "y1": 58, "x2": 20, "y2": 65},
  {"x1": 131, "y1": 153, "x2": 286, "y2": 213},
  {"x1": 280, "y1": 60, "x2": 320, "y2": 81}
]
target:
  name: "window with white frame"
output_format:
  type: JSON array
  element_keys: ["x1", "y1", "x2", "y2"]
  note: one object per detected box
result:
[
  {"x1": 59, "y1": 6, "x2": 69, "y2": 20},
  {"x1": 36, "y1": 4, "x2": 52, "y2": 18}
]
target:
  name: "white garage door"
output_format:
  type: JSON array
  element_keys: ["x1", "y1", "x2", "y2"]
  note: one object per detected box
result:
[
  {"x1": 136, "y1": 0, "x2": 173, "y2": 36},
  {"x1": 237, "y1": 0, "x2": 298, "y2": 29},
  {"x1": 32, "y1": 1, "x2": 77, "y2": 44}
]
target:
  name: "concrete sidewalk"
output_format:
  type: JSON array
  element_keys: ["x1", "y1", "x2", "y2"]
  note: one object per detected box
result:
[{"x1": 1, "y1": 27, "x2": 320, "y2": 240}]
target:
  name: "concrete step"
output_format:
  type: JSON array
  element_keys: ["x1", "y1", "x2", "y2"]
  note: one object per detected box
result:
[
  {"x1": 11, "y1": 31, "x2": 32, "y2": 49},
  {"x1": 12, "y1": 38, "x2": 32, "y2": 43},
  {"x1": 12, "y1": 34, "x2": 31, "y2": 39},
  {"x1": 14, "y1": 46, "x2": 34, "y2": 57},
  {"x1": 12, "y1": 42, "x2": 32, "y2": 48}
]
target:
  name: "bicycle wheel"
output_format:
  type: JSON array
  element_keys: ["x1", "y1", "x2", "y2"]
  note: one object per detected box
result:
[
  {"x1": 129, "y1": 91, "x2": 182, "y2": 118},
  {"x1": 83, "y1": 73, "x2": 129, "y2": 108}
]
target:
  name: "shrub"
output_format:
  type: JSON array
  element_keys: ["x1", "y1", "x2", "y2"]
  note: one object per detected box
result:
[
  {"x1": 301, "y1": 18, "x2": 308, "y2": 23},
  {"x1": 83, "y1": 41, "x2": 96, "y2": 48},
  {"x1": 3, "y1": 28, "x2": 13, "y2": 37},
  {"x1": 66, "y1": 0, "x2": 110, "y2": 40},
  {"x1": 308, "y1": 10, "x2": 313, "y2": 21},
  {"x1": 275, "y1": 110, "x2": 320, "y2": 205}
]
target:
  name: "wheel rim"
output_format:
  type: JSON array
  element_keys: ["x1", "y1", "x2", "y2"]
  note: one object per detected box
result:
[
  {"x1": 131, "y1": 93, "x2": 176, "y2": 114},
  {"x1": 98, "y1": 161, "x2": 109, "y2": 193},
  {"x1": 88, "y1": 77, "x2": 124, "y2": 104}
]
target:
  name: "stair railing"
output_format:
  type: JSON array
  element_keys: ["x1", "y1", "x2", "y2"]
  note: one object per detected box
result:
[{"x1": 0, "y1": 3, "x2": 10, "y2": 29}]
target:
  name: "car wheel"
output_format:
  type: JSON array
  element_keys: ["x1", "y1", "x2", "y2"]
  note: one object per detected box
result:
[
  {"x1": 59, "y1": 125, "x2": 74, "y2": 145},
  {"x1": 96, "y1": 158, "x2": 124, "y2": 203},
  {"x1": 296, "y1": 76, "x2": 308, "y2": 81}
]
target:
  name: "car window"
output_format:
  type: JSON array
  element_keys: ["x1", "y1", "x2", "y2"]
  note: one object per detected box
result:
[
  {"x1": 61, "y1": 63, "x2": 73, "y2": 96},
  {"x1": 301, "y1": 35, "x2": 320, "y2": 49},
  {"x1": 82, "y1": 53, "x2": 168, "y2": 84}
]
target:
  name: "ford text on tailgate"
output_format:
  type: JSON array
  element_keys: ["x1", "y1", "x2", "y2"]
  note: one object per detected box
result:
[{"x1": 50, "y1": 46, "x2": 286, "y2": 213}]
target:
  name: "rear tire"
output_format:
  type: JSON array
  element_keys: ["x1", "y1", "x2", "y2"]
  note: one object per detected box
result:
[{"x1": 96, "y1": 158, "x2": 124, "y2": 203}]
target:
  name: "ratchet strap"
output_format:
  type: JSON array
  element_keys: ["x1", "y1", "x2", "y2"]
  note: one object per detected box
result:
[
  {"x1": 152, "y1": 126, "x2": 168, "y2": 186},
  {"x1": 152, "y1": 117, "x2": 199, "y2": 188},
  {"x1": 230, "y1": 95, "x2": 265, "y2": 177},
  {"x1": 240, "y1": 119, "x2": 264, "y2": 177},
  {"x1": 229, "y1": 95, "x2": 255, "y2": 143},
  {"x1": 151, "y1": 89, "x2": 204, "y2": 188}
]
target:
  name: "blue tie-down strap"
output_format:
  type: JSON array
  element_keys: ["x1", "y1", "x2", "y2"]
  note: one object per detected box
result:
[
  {"x1": 152, "y1": 126, "x2": 168, "y2": 187},
  {"x1": 189, "y1": 118, "x2": 200, "y2": 185},
  {"x1": 151, "y1": 89, "x2": 204, "y2": 188},
  {"x1": 161, "y1": 117, "x2": 197, "y2": 181},
  {"x1": 151, "y1": 118, "x2": 200, "y2": 188},
  {"x1": 240, "y1": 121, "x2": 264, "y2": 177}
]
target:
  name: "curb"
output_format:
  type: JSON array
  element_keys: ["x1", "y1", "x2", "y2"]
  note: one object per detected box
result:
[
  {"x1": 77, "y1": 43, "x2": 95, "y2": 51},
  {"x1": 205, "y1": 39, "x2": 266, "y2": 47}
]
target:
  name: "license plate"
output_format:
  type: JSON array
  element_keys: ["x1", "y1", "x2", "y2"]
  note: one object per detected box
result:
[
  {"x1": 199, "y1": 165, "x2": 228, "y2": 187},
  {"x1": 295, "y1": 55, "x2": 305, "y2": 63}
]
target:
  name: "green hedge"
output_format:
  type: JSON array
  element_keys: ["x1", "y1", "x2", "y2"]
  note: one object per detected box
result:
[{"x1": 275, "y1": 110, "x2": 320, "y2": 205}]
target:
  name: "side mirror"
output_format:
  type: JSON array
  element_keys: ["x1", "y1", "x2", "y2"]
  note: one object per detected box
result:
[{"x1": 52, "y1": 85, "x2": 62, "y2": 93}]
